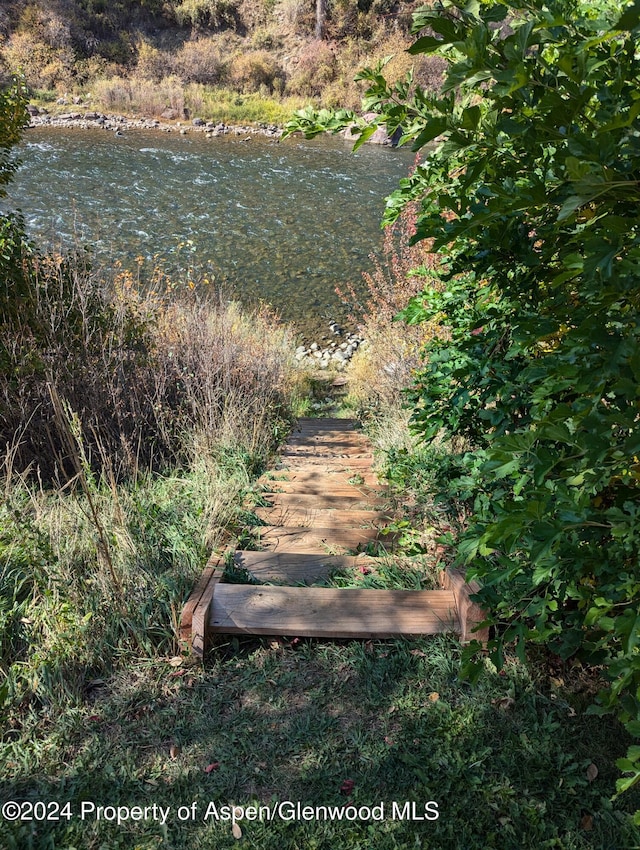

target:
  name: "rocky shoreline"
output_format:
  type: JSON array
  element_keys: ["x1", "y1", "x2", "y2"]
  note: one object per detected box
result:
[
  {"x1": 26, "y1": 101, "x2": 400, "y2": 145},
  {"x1": 27, "y1": 103, "x2": 283, "y2": 140},
  {"x1": 294, "y1": 322, "x2": 366, "y2": 371}
]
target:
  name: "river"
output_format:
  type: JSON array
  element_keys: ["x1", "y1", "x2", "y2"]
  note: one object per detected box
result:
[{"x1": 3, "y1": 126, "x2": 415, "y2": 334}]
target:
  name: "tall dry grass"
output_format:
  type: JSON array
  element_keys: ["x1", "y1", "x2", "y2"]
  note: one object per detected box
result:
[
  {"x1": 0, "y1": 239, "x2": 303, "y2": 713},
  {"x1": 339, "y1": 191, "x2": 445, "y2": 414},
  {"x1": 0, "y1": 241, "x2": 298, "y2": 481}
]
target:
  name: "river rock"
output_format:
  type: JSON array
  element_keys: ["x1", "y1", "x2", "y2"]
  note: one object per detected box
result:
[{"x1": 343, "y1": 111, "x2": 402, "y2": 146}]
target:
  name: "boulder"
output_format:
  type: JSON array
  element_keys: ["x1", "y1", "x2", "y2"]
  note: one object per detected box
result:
[{"x1": 343, "y1": 112, "x2": 402, "y2": 146}]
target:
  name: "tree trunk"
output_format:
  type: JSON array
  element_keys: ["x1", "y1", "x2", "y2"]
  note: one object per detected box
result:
[{"x1": 315, "y1": 0, "x2": 328, "y2": 39}]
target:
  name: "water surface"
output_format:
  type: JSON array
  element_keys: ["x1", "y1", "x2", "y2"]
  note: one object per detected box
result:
[{"x1": 4, "y1": 127, "x2": 414, "y2": 331}]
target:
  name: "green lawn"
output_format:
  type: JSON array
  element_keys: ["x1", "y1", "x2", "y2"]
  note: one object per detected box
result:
[{"x1": 2, "y1": 633, "x2": 638, "y2": 850}]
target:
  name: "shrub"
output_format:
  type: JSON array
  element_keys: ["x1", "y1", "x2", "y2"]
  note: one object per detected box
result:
[
  {"x1": 228, "y1": 49, "x2": 284, "y2": 93},
  {"x1": 2, "y1": 31, "x2": 76, "y2": 91},
  {"x1": 174, "y1": 0, "x2": 241, "y2": 31},
  {"x1": 341, "y1": 198, "x2": 442, "y2": 412},
  {"x1": 287, "y1": 39, "x2": 337, "y2": 97},
  {"x1": 172, "y1": 36, "x2": 226, "y2": 84},
  {"x1": 135, "y1": 37, "x2": 167, "y2": 82},
  {"x1": 91, "y1": 74, "x2": 185, "y2": 116},
  {"x1": 0, "y1": 240, "x2": 297, "y2": 481}
]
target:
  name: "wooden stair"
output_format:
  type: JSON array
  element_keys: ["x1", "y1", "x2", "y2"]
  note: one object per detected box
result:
[{"x1": 181, "y1": 417, "x2": 488, "y2": 656}]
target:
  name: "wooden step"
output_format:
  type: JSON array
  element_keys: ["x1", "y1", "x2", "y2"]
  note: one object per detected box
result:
[
  {"x1": 180, "y1": 415, "x2": 489, "y2": 657},
  {"x1": 209, "y1": 585, "x2": 458, "y2": 638},
  {"x1": 263, "y1": 470, "x2": 381, "y2": 488},
  {"x1": 254, "y1": 505, "x2": 394, "y2": 526},
  {"x1": 261, "y1": 480, "x2": 382, "y2": 498},
  {"x1": 253, "y1": 525, "x2": 396, "y2": 553},
  {"x1": 293, "y1": 418, "x2": 360, "y2": 432},
  {"x1": 234, "y1": 550, "x2": 375, "y2": 583},
  {"x1": 277, "y1": 457, "x2": 376, "y2": 471},
  {"x1": 286, "y1": 436, "x2": 372, "y2": 449},
  {"x1": 260, "y1": 492, "x2": 385, "y2": 511},
  {"x1": 281, "y1": 440, "x2": 373, "y2": 458}
]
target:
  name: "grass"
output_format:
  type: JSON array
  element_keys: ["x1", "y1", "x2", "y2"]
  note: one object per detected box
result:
[
  {"x1": 2, "y1": 636, "x2": 638, "y2": 849},
  {"x1": 1, "y1": 286, "x2": 639, "y2": 849}
]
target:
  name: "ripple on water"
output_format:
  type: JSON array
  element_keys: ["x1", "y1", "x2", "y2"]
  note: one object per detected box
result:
[{"x1": 3, "y1": 127, "x2": 415, "y2": 328}]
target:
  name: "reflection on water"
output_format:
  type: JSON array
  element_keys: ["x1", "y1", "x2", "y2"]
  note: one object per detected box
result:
[{"x1": 4, "y1": 127, "x2": 414, "y2": 331}]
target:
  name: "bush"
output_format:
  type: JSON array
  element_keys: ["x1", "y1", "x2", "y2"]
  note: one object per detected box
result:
[
  {"x1": 91, "y1": 73, "x2": 185, "y2": 116},
  {"x1": 286, "y1": 0, "x2": 640, "y2": 803},
  {"x1": 172, "y1": 36, "x2": 227, "y2": 84},
  {"x1": 340, "y1": 195, "x2": 442, "y2": 412},
  {"x1": 228, "y1": 49, "x2": 284, "y2": 93},
  {"x1": 0, "y1": 242, "x2": 296, "y2": 480},
  {"x1": 174, "y1": 0, "x2": 241, "y2": 31},
  {"x1": 287, "y1": 39, "x2": 337, "y2": 97},
  {"x1": 2, "y1": 31, "x2": 76, "y2": 90}
]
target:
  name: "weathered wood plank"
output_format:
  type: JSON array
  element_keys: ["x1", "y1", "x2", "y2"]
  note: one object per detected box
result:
[
  {"x1": 286, "y1": 437, "x2": 372, "y2": 449},
  {"x1": 254, "y1": 505, "x2": 394, "y2": 526},
  {"x1": 179, "y1": 564, "x2": 217, "y2": 648},
  {"x1": 263, "y1": 470, "x2": 382, "y2": 488},
  {"x1": 191, "y1": 558, "x2": 224, "y2": 658},
  {"x1": 261, "y1": 492, "x2": 385, "y2": 511},
  {"x1": 234, "y1": 550, "x2": 375, "y2": 583},
  {"x1": 277, "y1": 457, "x2": 375, "y2": 470},
  {"x1": 253, "y1": 525, "x2": 397, "y2": 554},
  {"x1": 440, "y1": 568, "x2": 489, "y2": 645},
  {"x1": 293, "y1": 418, "x2": 360, "y2": 431},
  {"x1": 209, "y1": 585, "x2": 459, "y2": 638},
  {"x1": 284, "y1": 448, "x2": 373, "y2": 459},
  {"x1": 262, "y1": 480, "x2": 383, "y2": 498}
]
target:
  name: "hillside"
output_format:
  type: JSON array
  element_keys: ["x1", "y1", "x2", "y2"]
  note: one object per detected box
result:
[{"x1": 0, "y1": 0, "x2": 444, "y2": 122}]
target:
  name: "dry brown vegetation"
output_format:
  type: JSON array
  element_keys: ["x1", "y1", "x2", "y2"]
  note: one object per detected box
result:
[
  {"x1": 339, "y1": 188, "x2": 446, "y2": 414},
  {"x1": 0, "y1": 0, "x2": 445, "y2": 118},
  {"x1": 0, "y1": 235, "x2": 299, "y2": 482}
]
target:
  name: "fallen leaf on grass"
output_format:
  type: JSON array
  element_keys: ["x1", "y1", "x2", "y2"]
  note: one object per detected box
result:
[
  {"x1": 492, "y1": 696, "x2": 515, "y2": 711},
  {"x1": 340, "y1": 779, "x2": 355, "y2": 795},
  {"x1": 580, "y1": 814, "x2": 594, "y2": 830},
  {"x1": 428, "y1": 692, "x2": 440, "y2": 703},
  {"x1": 586, "y1": 763, "x2": 598, "y2": 782},
  {"x1": 168, "y1": 656, "x2": 183, "y2": 667},
  {"x1": 410, "y1": 649, "x2": 427, "y2": 658},
  {"x1": 169, "y1": 744, "x2": 181, "y2": 759},
  {"x1": 232, "y1": 822, "x2": 242, "y2": 839},
  {"x1": 204, "y1": 762, "x2": 220, "y2": 773},
  {"x1": 168, "y1": 669, "x2": 186, "y2": 679}
]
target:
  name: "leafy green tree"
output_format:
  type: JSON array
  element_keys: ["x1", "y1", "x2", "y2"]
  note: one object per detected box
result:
[
  {"x1": 0, "y1": 77, "x2": 28, "y2": 197},
  {"x1": 286, "y1": 0, "x2": 640, "y2": 803},
  {"x1": 0, "y1": 78, "x2": 33, "y2": 334}
]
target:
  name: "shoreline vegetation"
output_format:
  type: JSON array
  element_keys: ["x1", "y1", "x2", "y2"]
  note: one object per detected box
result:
[{"x1": 0, "y1": 0, "x2": 446, "y2": 134}]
